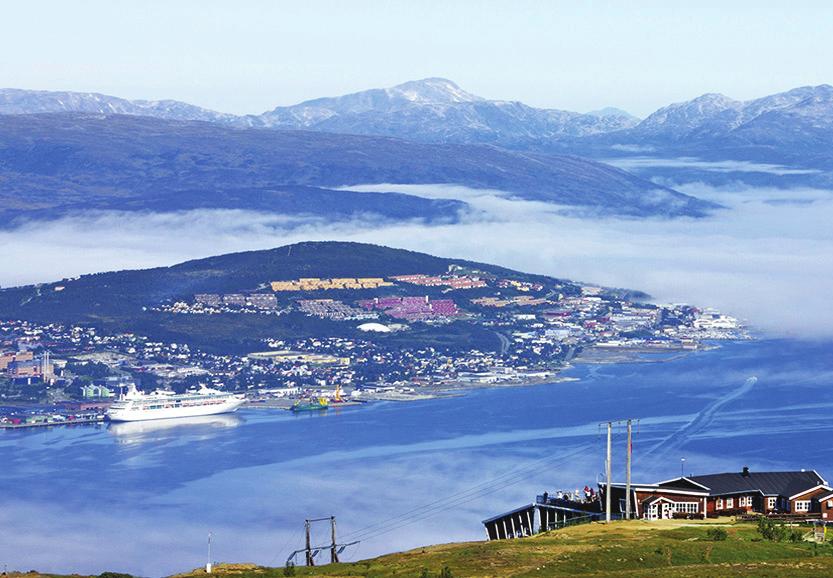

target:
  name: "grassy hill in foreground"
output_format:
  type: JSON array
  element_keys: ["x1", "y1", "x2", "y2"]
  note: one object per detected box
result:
[
  {"x1": 10, "y1": 520, "x2": 833, "y2": 578},
  {"x1": 169, "y1": 520, "x2": 833, "y2": 578}
]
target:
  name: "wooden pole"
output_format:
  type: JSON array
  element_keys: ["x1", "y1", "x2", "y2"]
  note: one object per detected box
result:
[
  {"x1": 305, "y1": 519, "x2": 314, "y2": 566},
  {"x1": 330, "y1": 516, "x2": 339, "y2": 564},
  {"x1": 605, "y1": 421, "x2": 612, "y2": 523},
  {"x1": 625, "y1": 419, "x2": 632, "y2": 520}
]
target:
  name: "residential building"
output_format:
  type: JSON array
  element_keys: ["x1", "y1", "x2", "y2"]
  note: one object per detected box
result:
[{"x1": 604, "y1": 467, "x2": 829, "y2": 520}]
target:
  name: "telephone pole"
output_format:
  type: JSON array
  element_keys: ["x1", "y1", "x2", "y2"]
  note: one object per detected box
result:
[
  {"x1": 600, "y1": 418, "x2": 638, "y2": 523},
  {"x1": 305, "y1": 519, "x2": 314, "y2": 566},
  {"x1": 605, "y1": 421, "x2": 612, "y2": 523},
  {"x1": 625, "y1": 419, "x2": 633, "y2": 520},
  {"x1": 288, "y1": 517, "x2": 359, "y2": 567},
  {"x1": 330, "y1": 516, "x2": 339, "y2": 564}
]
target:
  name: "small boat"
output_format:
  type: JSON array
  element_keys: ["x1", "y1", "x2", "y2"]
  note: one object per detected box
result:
[{"x1": 291, "y1": 397, "x2": 329, "y2": 412}]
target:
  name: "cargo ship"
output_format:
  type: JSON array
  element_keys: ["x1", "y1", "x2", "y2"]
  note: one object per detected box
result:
[
  {"x1": 290, "y1": 397, "x2": 329, "y2": 412},
  {"x1": 106, "y1": 384, "x2": 245, "y2": 422}
]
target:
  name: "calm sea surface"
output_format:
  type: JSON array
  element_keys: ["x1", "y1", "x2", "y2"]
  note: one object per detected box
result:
[{"x1": 2, "y1": 338, "x2": 831, "y2": 576}]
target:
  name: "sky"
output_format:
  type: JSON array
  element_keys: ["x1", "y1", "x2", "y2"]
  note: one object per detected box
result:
[{"x1": 2, "y1": 0, "x2": 832, "y2": 117}]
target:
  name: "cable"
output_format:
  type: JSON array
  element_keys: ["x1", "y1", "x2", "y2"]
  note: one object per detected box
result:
[
  {"x1": 341, "y1": 443, "x2": 589, "y2": 540},
  {"x1": 344, "y1": 444, "x2": 594, "y2": 543},
  {"x1": 352, "y1": 446, "x2": 592, "y2": 543},
  {"x1": 270, "y1": 528, "x2": 304, "y2": 567}
]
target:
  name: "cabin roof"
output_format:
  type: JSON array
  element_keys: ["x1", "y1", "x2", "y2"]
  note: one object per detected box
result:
[{"x1": 689, "y1": 470, "x2": 825, "y2": 497}]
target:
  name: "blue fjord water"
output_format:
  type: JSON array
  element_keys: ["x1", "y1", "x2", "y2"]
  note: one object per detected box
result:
[{"x1": 1, "y1": 338, "x2": 832, "y2": 576}]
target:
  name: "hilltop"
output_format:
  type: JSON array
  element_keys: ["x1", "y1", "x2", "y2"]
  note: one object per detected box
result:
[
  {"x1": 187, "y1": 520, "x2": 833, "y2": 577},
  {"x1": 181, "y1": 520, "x2": 833, "y2": 577},
  {"x1": 0, "y1": 242, "x2": 580, "y2": 353},
  {"x1": 12, "y1": 520, "x2": 833, "y2": 577}
]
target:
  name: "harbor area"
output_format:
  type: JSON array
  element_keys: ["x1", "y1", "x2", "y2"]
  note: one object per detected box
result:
[{"x1": 0, "y1": 401, "x2": 108, "y2": 428}]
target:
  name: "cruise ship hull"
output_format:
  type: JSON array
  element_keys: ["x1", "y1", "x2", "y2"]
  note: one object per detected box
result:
[{"x1": 107, "y1": 396, "x2": 245, "y2": 422}]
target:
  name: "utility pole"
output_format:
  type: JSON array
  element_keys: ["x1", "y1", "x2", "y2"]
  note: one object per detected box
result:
[
  {"x1": 287, "y1": 517, "x2": 360, "y2": 568},
  {"x1": 305, "y1": 519, "x2": 314, "y2": 566},
  {"x1": 605, "y1": 421, "x2": 612, "y2": 523},
  {"x1": 330, "y1": 516, "x2": 339, "y2": 564},
  {"x1": 625, "y1": 419, "x2": 632, "y2": 520}
]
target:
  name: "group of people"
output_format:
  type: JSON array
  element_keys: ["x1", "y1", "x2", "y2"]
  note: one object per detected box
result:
[{"x1": 541, "y1": 485, "x2": 597, "y2": 503}]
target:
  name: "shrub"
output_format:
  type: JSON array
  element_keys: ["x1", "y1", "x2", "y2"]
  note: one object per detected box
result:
[
  {"x1": 439, "y1": 567, "x2": 455, "y2": 578},
  {"x1": 757, "y1": 517, "x2": 793, "y2": 542},
  {"x1": 283, "y1": 562, "x2": 295, "y2": 576},
  {"x1": 672, "y1": 512, "x2": 698, "y2": 520},
  {"x1": 788, "y1": 529, "x2": 804, "y2": 543},
  {"x1": 706, "y1": 527, "x2": 728, "y2": 541}
]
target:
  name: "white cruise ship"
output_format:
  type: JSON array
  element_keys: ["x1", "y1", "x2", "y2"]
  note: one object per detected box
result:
[{"x1": 107, "y1": 384, "x2": 245, "y2": 422}]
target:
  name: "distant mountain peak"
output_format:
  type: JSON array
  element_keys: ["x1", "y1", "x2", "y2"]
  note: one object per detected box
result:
[
  {"x1": 587, "y1": 106, "x2": 638, "y2": 120},
  {"x1": 387, "y1": 77, "x2": 483, "y2": 104},
  {"x1": 0, "y1": 87, "x2": 235, "y2": 123}
]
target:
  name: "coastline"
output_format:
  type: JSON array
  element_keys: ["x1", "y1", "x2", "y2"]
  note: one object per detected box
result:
[{"x1": 2, "y1": 341, "x2": 744, "y2": 427}]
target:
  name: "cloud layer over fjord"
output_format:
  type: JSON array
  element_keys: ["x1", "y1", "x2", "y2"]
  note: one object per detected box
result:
[{"x1": 2, "y1": 182, "x2": 833, "y2": 337}]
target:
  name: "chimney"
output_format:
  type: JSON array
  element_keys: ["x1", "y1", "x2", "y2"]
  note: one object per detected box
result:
[{"x1": 742, "y1": 466, "x2": 750, "y2": 477}]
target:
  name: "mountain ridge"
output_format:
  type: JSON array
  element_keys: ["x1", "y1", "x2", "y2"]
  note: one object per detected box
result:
[
  {"x1": 5, "y1": 80, "x2": 833, "y2": 170},
  {"x1": 0, "y1": 112, "x2": 715, "y2": 219}
]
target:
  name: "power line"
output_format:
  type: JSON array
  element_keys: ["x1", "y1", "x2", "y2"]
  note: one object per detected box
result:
[
  {"x1": 342, "y1": 443, "x2": 590, "y2": 541},
  {"x1": 344, "y1": 444, "x2": 594, "y2": 543}
]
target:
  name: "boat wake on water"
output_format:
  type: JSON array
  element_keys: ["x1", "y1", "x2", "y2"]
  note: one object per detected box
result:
[{"x1": 646, "y1": 376, "x2": 758, "y2": 458}]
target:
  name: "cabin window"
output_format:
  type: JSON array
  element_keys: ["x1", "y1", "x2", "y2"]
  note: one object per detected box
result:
[
  {"x1": 739, "y1": 496, "x2": 752, "y2": 507},
  {"x1": 726, "y1": 497, "x2": 734, "y2": 508},
  {"x1": 827, "y1": 500, "x2": 832, "y2": 508},
  {"x1": 672, "y1": 502, "x2": 699, "y2": 514},
  {"x1": 794, "y1": 500, "x2": 811, "y2": 512},
  {"x1": 716, "y1": 498, "x2": 724, "y2": 509},
  {"x1": 767, "y1": 497, "x2": 777, "y2": 509}
]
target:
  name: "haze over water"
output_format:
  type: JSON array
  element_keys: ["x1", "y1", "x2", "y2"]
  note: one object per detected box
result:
[{"x1": 2, "y1": 338, "x2": 830, "y2": 576}]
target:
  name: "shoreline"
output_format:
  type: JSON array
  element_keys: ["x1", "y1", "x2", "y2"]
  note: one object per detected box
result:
[{"x1": 1, "y1": 341, "x2": 740, "y2": 426}]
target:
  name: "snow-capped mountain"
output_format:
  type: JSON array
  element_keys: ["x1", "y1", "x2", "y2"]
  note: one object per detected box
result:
[
  {"x1": 625, "y1": 84, "x2": 833, "y2": 143},
  {"x1": 587, "y1": 107, "x2": 639, "y2": 120},
  {"x1": 0, "y1": 80, "x2": 639, "y2": 148},
  {"x1": 0, "y1": 88, "x2": 236, "y2": 123},
  {"x1": 252, "y1": 78, "x2": 639, "y2": 146},
  {"x1": 4, "y1": 81, "x2": 833, "y2": 171}
]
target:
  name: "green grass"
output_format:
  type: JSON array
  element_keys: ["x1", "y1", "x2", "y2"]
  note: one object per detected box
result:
[
  {"x1": 171, "y1": 519, "x2": 833, "y2": 578},
  {"x1": 13, "y1": 520, "x2": 833, "y2": 577}
]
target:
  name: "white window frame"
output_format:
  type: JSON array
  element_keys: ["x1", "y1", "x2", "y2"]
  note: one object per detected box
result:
[
  {"x1": 794, "y1": 500, "x2": 811, "y2": 512},
  {"x1": 726, "y1": 497, "x2": 734, "y2": 509},
  {"x1": 739, "y1": 496, "x2": 752, "y2": 507},
  {"x1": 671, "y1": 502, "x2": 699, "y2": 514},
  {"x1": 767, "y1": 497, "x2": 777, "y2": 509},
  {"x1": 716, "y1": 498, "x2": 724, "y2": 509}
]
